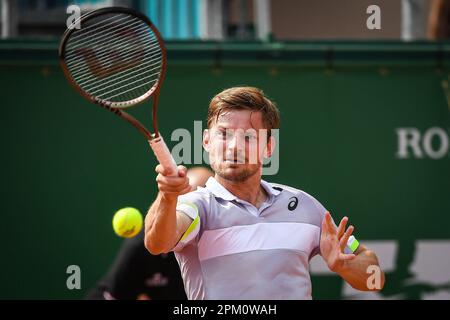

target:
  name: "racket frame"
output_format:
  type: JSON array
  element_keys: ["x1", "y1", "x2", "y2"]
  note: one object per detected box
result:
[
  {"x1": 58, "y1": 7, "x2": 166, "y2": 138},
  {"x1": 59, "y1": 7, "x2": 178, "y2": 174}
]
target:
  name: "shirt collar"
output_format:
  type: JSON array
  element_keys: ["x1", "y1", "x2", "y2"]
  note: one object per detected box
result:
[
  {"x1": 205, "y1": 177, "x2": 281, "y2": 201},
  {"x1": 261, "y1": 179, "x2": 282, "y2": 198},
  {"x1": 205, "y1": 177, "x2": 236, "y2": 201}
]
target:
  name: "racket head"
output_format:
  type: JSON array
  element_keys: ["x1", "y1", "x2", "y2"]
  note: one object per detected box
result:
[{"x1": 58, "y1": 6, "x2": 166, "y2": 109}]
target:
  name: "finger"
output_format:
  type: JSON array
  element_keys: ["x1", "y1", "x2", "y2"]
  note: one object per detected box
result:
[
  {"x1": 156, "y1": 175, "x2": 188, "y2": 187},
  {"x1": 155, "y1": 164, "x2": 165, "y2": 174},
  {"x1": 339, "y1": 253, "x2": 356, "y2": 261},
  {"x1": 155, "y1": 164, "x2": 180, "y2": 177},
  {"x1": 337, "y1": 216, "x2": 348, "y2": 239},
  {"x1": 158, "y1": 180, "x2": 190, "y2": 193},
  {"x1": 177, "y1": 165, "x2": 187, "y2": 177},
  {"x1": 340, "y1": 225, "x2": 354, "y2": 252},
  {"x1": 164, "y1": 166, "x2": 175, "y2": 176},
  {"x1": 322, "y1": 212, "x2": 336, "y2": 234},
  {"x1": 178, "y1": 184, "x2": 194, "y2": 196},
  {"x1": 156, "y1": 174, "x2": 189, "y2": 189},
  {"x1": 155, "y1": 164, "x2": 173, "y2": 176}
]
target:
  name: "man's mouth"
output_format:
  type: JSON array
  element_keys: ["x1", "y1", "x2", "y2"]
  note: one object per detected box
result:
[{"x1": 224, "y1": 158, "x2": 245, "y2": 164}]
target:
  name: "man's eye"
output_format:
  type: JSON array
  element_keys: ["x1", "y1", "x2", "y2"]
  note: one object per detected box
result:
[{"x1": 221, "y1": 131, "x2": 233, "y2": 139}]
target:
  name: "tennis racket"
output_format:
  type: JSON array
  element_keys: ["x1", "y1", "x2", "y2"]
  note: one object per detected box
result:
[{"x1": 59, "y1": 6, "x2": 177, "y2": 175}]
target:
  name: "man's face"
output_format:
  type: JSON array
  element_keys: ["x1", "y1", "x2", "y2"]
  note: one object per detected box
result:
[{"x1": 203, "y1": 109, "x2": 273, "y2": 182}]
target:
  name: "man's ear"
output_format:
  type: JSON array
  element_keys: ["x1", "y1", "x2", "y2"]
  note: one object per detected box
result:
[
  {"x1": 263, "y1": 135, "x2": 276, "y2": 158},
  {"x1": 203, "y1": 129, "x2": 210, "y2": 152}
]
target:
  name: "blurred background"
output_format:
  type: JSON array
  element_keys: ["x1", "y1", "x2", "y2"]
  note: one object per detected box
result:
[{"x1": 0, "y1": 0, "x2": 449, "y2": 300}]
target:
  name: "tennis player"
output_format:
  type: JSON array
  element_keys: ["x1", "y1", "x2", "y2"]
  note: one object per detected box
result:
[{"x1": 144, "y1": 87, "x2": 385, "y2": 299}]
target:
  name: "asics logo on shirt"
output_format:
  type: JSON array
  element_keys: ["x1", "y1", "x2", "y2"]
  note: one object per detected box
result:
[{"x1": 288, "y1": 197, "x2": 299, "y2": 211}]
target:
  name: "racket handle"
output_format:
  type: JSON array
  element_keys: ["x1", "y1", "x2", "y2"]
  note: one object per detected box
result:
[{"x1": 149, "y1": 135, "x2": 178, "y2": 176}]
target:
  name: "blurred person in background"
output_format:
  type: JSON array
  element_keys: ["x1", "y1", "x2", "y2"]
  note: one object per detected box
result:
[
  {"x1": 428, "y1": 0, "x2": 450, "y2": 40},
  {"x1": 402, "y1": 0, "x2": 428, "y2": 40}
]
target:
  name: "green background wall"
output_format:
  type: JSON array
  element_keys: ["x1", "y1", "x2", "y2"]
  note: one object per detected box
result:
[{"x1": 1, "y1": 41, "x2": 449, "y2": 299}]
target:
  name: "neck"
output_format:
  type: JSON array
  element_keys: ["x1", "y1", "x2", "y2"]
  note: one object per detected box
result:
[{"x1": 215, "y1": 171, "x2": 267, "y2": 207}]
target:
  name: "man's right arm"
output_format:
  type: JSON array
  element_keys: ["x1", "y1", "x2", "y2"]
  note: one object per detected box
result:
[{"x1": 144, "y1": 165, "x2": 193, "y2": 255}]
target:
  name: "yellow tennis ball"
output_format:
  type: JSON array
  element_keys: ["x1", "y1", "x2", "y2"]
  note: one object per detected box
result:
[{"x1": 112, "y1": 207, "x2": 143, "y2": 238}]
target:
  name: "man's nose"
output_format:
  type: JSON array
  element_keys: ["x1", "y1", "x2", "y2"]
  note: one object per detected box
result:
[{"x1": 227, "y1": 133, "x2": 245, "y2": 152}]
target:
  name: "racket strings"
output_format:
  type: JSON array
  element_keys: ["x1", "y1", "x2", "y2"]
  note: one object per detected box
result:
[
  {"x1": 65, "y1": 18, "x2": 158, "y2": 75},
  {"x1": 71, "y1": 48, "x2": 161, "y2": 87},
  {"x1": 67, "y1": 44, "x2": 161, "y2": 83},
  {"x1": 66, "y1": 18, "x2": 149, "y2": 55},
  {"x1": 63, "y1": 12, "x2": 163, "y2": 105},
  {"x1": 68, "y1": 14, "x2": 133, "y2": 44},
  {"x1": 79, "y1": 55, "x2": 162, "y2": 90},
  {"x1": 66, "y1": 38, "x2": 160, "y2": 75}
]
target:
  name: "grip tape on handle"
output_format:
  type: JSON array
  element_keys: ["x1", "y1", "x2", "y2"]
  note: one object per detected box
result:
[{"x1": 149, "y1": 136, "x2": 178, "y2": 176}]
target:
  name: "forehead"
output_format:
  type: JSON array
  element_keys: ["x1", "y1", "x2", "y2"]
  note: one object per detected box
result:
[{"x1": 212, "y1": 109, "x2": 265, "y2": 129}]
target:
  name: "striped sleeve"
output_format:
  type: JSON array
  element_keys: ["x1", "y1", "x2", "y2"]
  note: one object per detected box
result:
[{"x1": 172, "y1": 191, "x2": 208, "y2": 252}]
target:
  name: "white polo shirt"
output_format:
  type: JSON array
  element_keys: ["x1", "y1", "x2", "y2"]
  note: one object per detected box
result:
[{"x1": 172, "y1": 177, "x2": 328, "y2": 300}]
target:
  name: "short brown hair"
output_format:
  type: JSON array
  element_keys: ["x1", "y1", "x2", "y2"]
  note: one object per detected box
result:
[{"x1": 207, "y1": 87, "x2": 280, "y2": 134}]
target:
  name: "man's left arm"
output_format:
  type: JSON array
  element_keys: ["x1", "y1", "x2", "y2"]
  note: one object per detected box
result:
[
  {"x1": 334, "y1": 244, "x2": 385, "y2": 291},
  {"x1": 320, "y1": 212, "x2": 385, "y2": 292}
]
